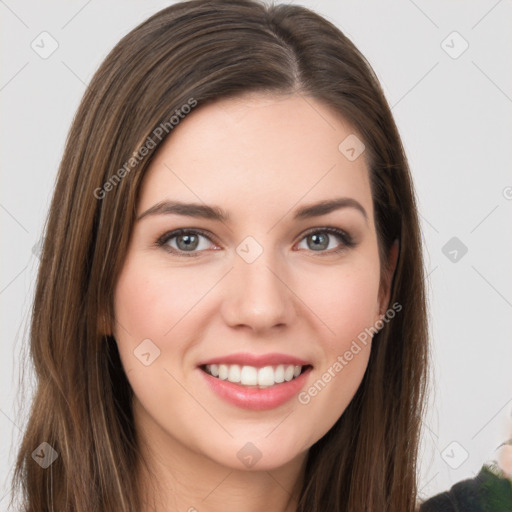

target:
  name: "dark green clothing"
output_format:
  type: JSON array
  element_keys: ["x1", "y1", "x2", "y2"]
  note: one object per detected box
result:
[{"x1": 419, "y1": 465, "x2": 512, "y2": 512}]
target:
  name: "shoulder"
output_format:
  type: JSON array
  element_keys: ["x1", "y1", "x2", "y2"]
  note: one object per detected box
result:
[{"x1": 419, "y1": 465, "x2": 512, "y2": 512}]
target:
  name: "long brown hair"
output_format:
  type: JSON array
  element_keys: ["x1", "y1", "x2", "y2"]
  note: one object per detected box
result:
[{"x1": 11, "y1": 1, "x2": 429, "y2": 510}]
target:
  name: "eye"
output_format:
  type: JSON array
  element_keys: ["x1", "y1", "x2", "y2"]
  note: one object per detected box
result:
[
  {"x1": 155, "y1": 226, "x2": 356, "y2": 257},
  {"x1": 156, "y1": 229, "x2": 218, "y2": 256},
  {"x1": 296, "y1": 227, "x2": 355, "y2": 254}
]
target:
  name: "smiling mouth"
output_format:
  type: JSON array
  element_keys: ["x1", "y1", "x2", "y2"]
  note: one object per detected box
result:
[{"x1": 200, "y1": 363, "x2": 313, "y2": 389}]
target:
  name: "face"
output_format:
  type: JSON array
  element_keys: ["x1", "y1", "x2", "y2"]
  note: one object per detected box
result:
[{"x1": 113, "y1": 93, "x2": 394, "y2": 472}]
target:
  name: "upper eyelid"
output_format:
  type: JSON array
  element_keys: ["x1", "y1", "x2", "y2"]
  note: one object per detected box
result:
[{"x1": 157, "y1": 228, "x2": 219, "y2": 246}]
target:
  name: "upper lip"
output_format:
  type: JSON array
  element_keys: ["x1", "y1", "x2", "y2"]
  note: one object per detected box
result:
[{"x1": 197, "y1": 352, "x2": 312, "y2": 368}]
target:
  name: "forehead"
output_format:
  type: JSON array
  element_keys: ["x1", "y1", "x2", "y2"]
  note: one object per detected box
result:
[{"x1": 138, "y1": 93, "x2": 373, "y2": 224}]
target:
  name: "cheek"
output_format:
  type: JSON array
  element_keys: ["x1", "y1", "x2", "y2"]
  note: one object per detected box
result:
[
  {"x1": 292, "y1": 260, "x2": 379, "y2": 438},
  {"x1": 112, "y1": 256, "x2": 205, "y2": 420},
  {"x1": 112, "y1": 253, "x2": 225, "y2": 395},
  {"x1": 112, "y1": 256, "x2": 178, "y2": 380},
  {"x1": 297, "y1": 258, "x2": 381, "y2": 349},
  {"x1": 114, "y1": 256, "x2": 208, "y2": 343}
]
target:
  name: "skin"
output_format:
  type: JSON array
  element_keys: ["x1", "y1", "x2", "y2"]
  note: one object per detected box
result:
[{"x1": 113, "y1": 92, "x2": 398, "y2": 512}]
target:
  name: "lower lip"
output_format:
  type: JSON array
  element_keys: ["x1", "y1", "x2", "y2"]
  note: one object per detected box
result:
[{"x1": 199, "y1": 366, "x2": 312, "y2": 411}]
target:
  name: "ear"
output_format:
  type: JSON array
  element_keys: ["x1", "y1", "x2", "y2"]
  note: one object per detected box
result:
[{"x1": 376, "y1": 239, "x2": 399, "y2": 318}]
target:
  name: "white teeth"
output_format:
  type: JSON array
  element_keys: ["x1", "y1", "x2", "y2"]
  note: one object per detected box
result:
[
  {"x1": 218, "y1": 364, "x2": 228, "y2": 380},
  {"x1": 210, "y1": 364, "x2": 219, "y2": 377},
  {"x1": 228, "y1": 364, "x2": 241, "y2": 383},
  {"x1": 257, "y1": 366, "x2": 275, "y2": 387},
  {"x1": 284, "y1": 365, "x2": 295, "y2": 381},
  {"x1": 274, "y1": 364, "x2": 285, "y2": 383},
  {"x1": 240, "y1": 365, "x2": 258, "y2": 385},
  {"x1": 204, "y1": 363, "x2": 305, "y2": 387}
]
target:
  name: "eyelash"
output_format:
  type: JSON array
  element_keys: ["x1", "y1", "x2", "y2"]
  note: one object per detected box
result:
[{"x1": 155, "y1": 227, "x2": 356, "y2": 257}]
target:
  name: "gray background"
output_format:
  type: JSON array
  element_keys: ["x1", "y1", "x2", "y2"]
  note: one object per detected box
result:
[{"x1": 1, "y1": 0, "x2": 511, "y2": 507}]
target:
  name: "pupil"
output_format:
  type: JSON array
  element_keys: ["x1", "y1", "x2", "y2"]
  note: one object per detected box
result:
[
  {"x1": 178, "y1": 234, "x2": 198, "y2": 251},
  {"x1": 310, "y1": 233, "x2": 327, "y2": 251}
]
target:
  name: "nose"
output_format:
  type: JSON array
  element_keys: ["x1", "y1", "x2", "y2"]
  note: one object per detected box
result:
[{"x1": 220, "y1": 249, "x2": 296, "y2": 333}]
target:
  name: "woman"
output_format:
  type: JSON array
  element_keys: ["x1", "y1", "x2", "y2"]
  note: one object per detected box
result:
[{"x1": 10, "y1": 0, "x2": 511, "y2": 511}]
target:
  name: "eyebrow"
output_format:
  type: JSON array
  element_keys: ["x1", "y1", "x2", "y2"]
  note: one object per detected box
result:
[{"x1": 136, "y1": 197, "x2": 368, "y2": 224}]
